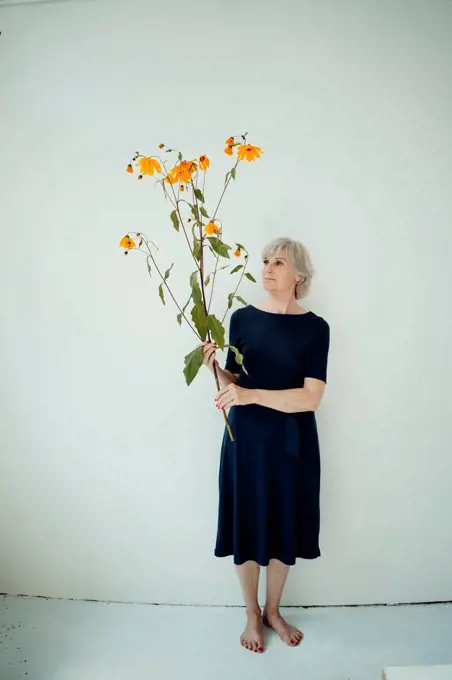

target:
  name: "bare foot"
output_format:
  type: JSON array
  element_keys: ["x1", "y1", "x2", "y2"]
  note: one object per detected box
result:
[
  {"x1": 240, "y1": 609, "x2": 264, "y2": 653},
  {"x1": 262, "y1": 609, "x2": 303, "y2": 647}
]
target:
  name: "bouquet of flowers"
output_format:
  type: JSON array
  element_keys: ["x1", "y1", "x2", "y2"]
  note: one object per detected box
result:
[{"x1": 119, "y1": 134, "x2": 263, "y2": 440}]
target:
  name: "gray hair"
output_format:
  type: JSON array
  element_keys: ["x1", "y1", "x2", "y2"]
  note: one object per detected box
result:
[{"x1": 262, "y1": 237, "x2": 314, "y2": 299}]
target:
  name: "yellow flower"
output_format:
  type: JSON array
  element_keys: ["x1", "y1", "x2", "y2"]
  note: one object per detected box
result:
[
  {"x1": 119, "y1": 236, "x2": 136, "y2": 250},
  {"x1": 136, "y1": 156, "x2": 162, "y2": 176},
  {"x1": 205, "y1": 221, "x2": 219, "y2": 235},
  {"x1": 166, "y1": 160, "x2": 197, "y2": 184},
  {"x1": 237, "y1": 145, "x2": 263, "y2": 162},
  {"x1": 225, "y1": 136, "x2": 234, "y2": 147},
  {"x1": 199, "y1": 155, "x2": 210, "y2": 171},
  {"x1": 234, "y1": 248, "x2": 241, "y2": 258},
  {"x1": 126, "y1": 164, "x2": 133, "y2": 174},
  {"x1": 224, "y1": 146, "x2": 234, "y2": 157}
]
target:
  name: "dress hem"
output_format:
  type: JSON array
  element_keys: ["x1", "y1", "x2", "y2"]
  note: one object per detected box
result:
[{"x1": 214, "y1": 550, "x2": 321, "y2": 567}]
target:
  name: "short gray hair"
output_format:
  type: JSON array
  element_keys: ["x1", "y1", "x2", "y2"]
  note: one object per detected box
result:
[{"x1": 262, "y1": 237, "x2": 314, "y2": 299}]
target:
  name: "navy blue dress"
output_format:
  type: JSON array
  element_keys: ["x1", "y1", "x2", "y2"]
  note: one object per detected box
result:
[{"x1": 214, "y1": 305, "x2": 330, "y2": 566}]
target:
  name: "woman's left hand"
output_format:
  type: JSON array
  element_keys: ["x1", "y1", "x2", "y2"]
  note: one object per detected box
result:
[{"x1": 215, "y1": 384, "x2": 254, "y2": 410}]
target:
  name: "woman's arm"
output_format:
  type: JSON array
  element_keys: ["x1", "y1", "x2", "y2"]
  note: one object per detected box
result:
[
  {"x1": 216, "y1": 366, "x2": 238, "y2": 389},
  {"x1": 215, "y1": 378, "x2": 326, "y2": 413},
  {"x1": 252, "y1": 378, "x2": 326, "y2": 413}
]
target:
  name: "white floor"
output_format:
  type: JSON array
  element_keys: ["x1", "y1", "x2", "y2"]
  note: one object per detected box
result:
[{"x1": 1, "y1": 595, "x2": 452, "y2": 680}]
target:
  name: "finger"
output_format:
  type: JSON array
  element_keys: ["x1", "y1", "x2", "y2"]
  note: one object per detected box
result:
[
  {"x1": 216, "y1": 384, "x2": 233, "y2": 399},
  {"x1": 207, "y1": 355, "x2": 217, "y2": 369},
  {"x1": 217, "y1": 395, "x2": 234, "y2": 410},
  {"x1": 204, "y1": 346, "x2": 216, "y2": 361},
  {"x1": 204, "y1": 347, "x2": 217, "y2": 361},
  {"x1": 202, "y1": 342, "x2": 217, "y2": 354}
]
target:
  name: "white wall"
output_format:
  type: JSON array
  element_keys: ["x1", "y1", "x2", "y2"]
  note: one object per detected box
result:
[{"x1": 1, "y1": 0, "x2": 452, "y2": 607}]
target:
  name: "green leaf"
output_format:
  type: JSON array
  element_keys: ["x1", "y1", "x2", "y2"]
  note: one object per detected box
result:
[
  {"x1": 235, "y1": 295, "x2": 247, "y2": 306},
  {"x1": 183, "y1": 346, "x2": 204, "y2": 386},
  {"x1": 177, "y1": 313, "x2": 182, "y2": 326},
  {"x1": 158, "y1": 283, "x2": 165, "y2": 305},
  {"x1": 208, "y1": 237, "x2": 231, "y2": 259},
  {"x1": 190, "y1": 271, "x2": 202, "y2": 305},
  {"x1": 191, "y1": 302, "x2": 208, "y2": 340},
  {"x1": 193, "y1": 239, "x2": 201, "y2": 261},
  {"x1": 227, "y1": 292, "x2": 234, "y2": 309},
  {"x1": 245, "y1": 272, "x2": 257, "y2": 283},
  {"x1": 204, "y1": 274, "x2": 210, "y2": 287},
  {"x1": 164, "y1": 263, "x2": 174, "y2": 280},
  {"x1": 230, "y1": 265, "x2": 243, "y2": 274},
  {"x1": 190, "y1": 204, "x2": 200, "y2": 222},
  {"x1": 227, "y1": 345, "x2": 248, "y2": 375},
  {"x1": 224, "y1": 171, "x2": 231, "y2": 185},
  {"x1": 200, "y1": 206, "x2": 209, "y2": 219},
  {"x1": 231, "y1": 166, "x2": 237, "y2": 181},
  {"x1": 194, "y1": 188, "x2": 205, "y2": 203},
  {"x1": 207, "y1": 314, "x2": 225, "y2": 351},
  {"x1": 236, "y1": 242, "x2": 245, "y2": 251},
  {"x1": 146, "y1": 259, "x2": 152, "y2": 277},
  {"x1": 178, "y1": 151, "x2": 183, "y2": 161},
  {"x1": 170, "y1": 210, "x2": 180, "y2": 232}
]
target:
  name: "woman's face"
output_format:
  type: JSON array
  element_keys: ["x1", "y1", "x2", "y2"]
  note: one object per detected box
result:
[{"x1": 262, "y1": 248, "x2": 300, "y2": 297}]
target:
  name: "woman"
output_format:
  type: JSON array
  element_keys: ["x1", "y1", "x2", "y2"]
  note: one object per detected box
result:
[{"x1": 203, "y1": 237, "x2": 330, "y2": 653}]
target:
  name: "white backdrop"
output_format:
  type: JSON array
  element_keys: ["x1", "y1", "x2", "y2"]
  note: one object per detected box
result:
[{"x1": 1, "y1": 0, "x2": 452, "y2": 606}]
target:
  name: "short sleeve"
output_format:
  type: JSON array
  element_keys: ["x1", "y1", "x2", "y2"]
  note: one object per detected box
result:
[
  {"x1": 225, "y1": 310, "x2": 242, "y2": 375},
  {"x1": 305, "y1": 319, "x2": 330, "y2": 383}
]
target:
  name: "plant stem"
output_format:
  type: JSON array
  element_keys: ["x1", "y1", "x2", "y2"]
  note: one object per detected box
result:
[
  {"x1": 221, "y1": 255, "x2": 248, "y2": 325},
  {"x1": 135, "y1": 239, "x2": 201, "y2": 339},
  {"x1": 212, "y1": 362, "x2": 234, "y2": 441},
  {"x1": 191, "y1": 179, "x2": 234, "y2": 442},
  {"x1": 161, "y1": 162, "x2": 201, "y2": 273},
  {"x1": 207, "y1": 164, "x2": 238, "y2": 313}
]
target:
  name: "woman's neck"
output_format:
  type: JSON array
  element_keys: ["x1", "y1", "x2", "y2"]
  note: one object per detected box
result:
[{"x1": 258, "y1": 296, "x2": 307, "y2": 315}]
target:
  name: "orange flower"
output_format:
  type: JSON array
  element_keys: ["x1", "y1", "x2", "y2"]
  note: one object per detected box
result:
[
  {"x1": 224, "y1": 146, "x2": 234, "y2": 156},
  {"x1": 126, "y1": 164, "x2": 133, "y2": 174},
  {"x1": 205, "y1": 221, "x2": 220, "y2": 235},
  {"x1": 136, "y1": 156, "x2": 162, "y2": 176},
  {"x1": 166, "y1": 160, "x2": 197, "y2": 184},
  {"x1": 199, "y1": 155, "x2": 210, "y2": 171},
  {"x1": 234, "y1": 248, "x2": 241, "y2": 258},
  {"x1": 180, "y1": 185, "x2": 185, "y2": 192},
  {"x1": 237, "y1": 144, "x2": 263, "y2": 162},
  {"x1": 158, "y1": 143, "x2": 165, "y2": 149},
  {"x1": 225, "y1": 136, "x2": 234, "y2": 147},
  {"x1": 119, "y1": 236, "x2": 136, "y2": 250}
]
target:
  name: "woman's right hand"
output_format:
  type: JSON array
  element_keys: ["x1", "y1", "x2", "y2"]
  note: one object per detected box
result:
[{"x1": 201, "y1": 341, "x2": 218, "y2": 372}]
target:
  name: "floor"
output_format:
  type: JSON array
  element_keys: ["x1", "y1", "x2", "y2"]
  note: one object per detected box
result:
[{"x1": 1, "y1": 595, "x2": 451, "y2": 680}]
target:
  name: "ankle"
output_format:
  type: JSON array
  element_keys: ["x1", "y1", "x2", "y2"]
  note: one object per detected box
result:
[
  {"x1": 246, "y1": 605, "x2": 261, "y2": 617},
  {"x1": 263, "y1": 605, "x2": 280, "y2": 617}
]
